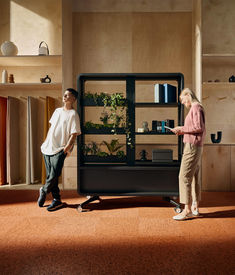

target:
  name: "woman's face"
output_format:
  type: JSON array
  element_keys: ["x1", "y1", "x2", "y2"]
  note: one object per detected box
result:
[{"x1": 180, "y1": 94, "x2": 191, "y2": 108}]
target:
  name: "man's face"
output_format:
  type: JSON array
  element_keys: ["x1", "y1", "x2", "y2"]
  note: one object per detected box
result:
[{"x1": 63, "y1": 91, "x2": 75, "y2": 104}]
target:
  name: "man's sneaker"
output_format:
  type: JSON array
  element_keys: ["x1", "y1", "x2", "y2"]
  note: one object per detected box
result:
[
  {"x1": 47, "y1": 199, "x2": 63, "y2": 212},
  {"x1": 37, "y1": 187, "x2": 46, "y2": 207}
]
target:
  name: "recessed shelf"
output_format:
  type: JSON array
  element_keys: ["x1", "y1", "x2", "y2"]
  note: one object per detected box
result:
[
  {"x1": 0, "y1": 83, "x2": 62, "y2": 90},
  {"x1": 202, "y1": 54, "x2": 235, "y2": 66},
  {"x1": 203, "y1": 53, "x2": 235, "y2": 57},
  {"x1": 202, "y1": 82, "x2": 235, "y2": 87},
  {"x1": 0, "y1": 55, "x2": 62, "y2": 66}
]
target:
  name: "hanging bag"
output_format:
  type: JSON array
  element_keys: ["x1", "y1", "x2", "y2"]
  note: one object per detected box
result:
[{"x1": 38, "y1": 41, "x2": 49, "y2": 55}]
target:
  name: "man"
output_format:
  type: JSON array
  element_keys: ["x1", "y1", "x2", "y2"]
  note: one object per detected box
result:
[{"x1": 38, "y1": 88, "x2": 81, "y2": 211}]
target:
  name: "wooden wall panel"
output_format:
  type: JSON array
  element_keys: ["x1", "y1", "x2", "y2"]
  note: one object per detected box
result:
[
  {"x1": 202, "y1": 145, "x2": 231, "y2": 191},
  {"x1": 73, "y1": 12, "x2": 132, "y2": 81},
  {"x1": 0, "y1": 0, "x2": 62, "y2": 55},
  {"x1": 202, "y1": 83, "x2": 235, "y2": 144},
  {"x1": 73, "y1": 0, "x2": 192, "y2": 12},
  {"x1": 202, "y1": 0, "x2": 235, "y2": 54},
  {"x1": 231, "y1": 145, "x2": 235, "y2": 191},
  {"x1": 63, "y1": 145, "x2": 77, "y2": 189},
  {"x1": 132, "y1": 13, "x2": 192, "y2": 87}
]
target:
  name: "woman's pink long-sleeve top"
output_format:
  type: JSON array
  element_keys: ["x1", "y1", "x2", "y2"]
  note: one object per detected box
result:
[{"x1": 182, "y1": 103, "x2": 206, "y2": 147}]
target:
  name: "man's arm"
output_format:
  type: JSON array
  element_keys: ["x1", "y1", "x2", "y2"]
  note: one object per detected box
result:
[{"x1": 63, "y1": 133, "x2": 78, "y2": 154}]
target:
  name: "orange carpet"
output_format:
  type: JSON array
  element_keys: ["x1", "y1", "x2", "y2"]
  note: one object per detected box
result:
[{"x1": 0, "y1": 190, "x2": 234, "y2": 275}]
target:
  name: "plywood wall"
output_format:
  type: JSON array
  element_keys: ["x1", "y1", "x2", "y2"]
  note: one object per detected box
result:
[
  {"x1": 202, "y1": 0, "x2": 235, "y2": 54},
  {"x1": 202, "y1": 145, "x2": 231, "y2": 191},
  {"x1": 0, "y1": 0, "x2": 62, "y2": 55},
  {"x1": 73, "y1": 12, "x2": 192, "y2": 87},
  {"x1": 202, "y1": 83, "x2": 235, "y2": 144}
]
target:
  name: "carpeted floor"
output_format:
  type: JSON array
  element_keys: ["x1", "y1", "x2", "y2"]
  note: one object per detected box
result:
[{"x1": 0, "y1": 190, "x2": 234, "y2": 275}]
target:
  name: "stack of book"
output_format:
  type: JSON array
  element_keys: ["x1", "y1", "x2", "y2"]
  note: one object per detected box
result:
[
  {"x1": 154, "y1": 83, "x2": 177, "y2": 103},
  {"x1": 152, "y1": 119, "x2": 174, "y2": 133}
]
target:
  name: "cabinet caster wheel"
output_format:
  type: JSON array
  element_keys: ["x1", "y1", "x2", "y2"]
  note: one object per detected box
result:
[
  {"x1": 77, "y1": 204, "x2": 91, "y2": 213},
  {"x1": 174, "y1": 207, "x2": 182, "y2": 213},
  {"x1": 77, "y1": 205, "x2": 83, "y2": 212}
]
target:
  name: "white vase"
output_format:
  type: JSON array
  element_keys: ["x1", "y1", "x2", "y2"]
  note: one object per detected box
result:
[
  {"x1": 2, "y1": 70, "x2": 8, "y2": 83},
  {"x1": 1, "y1": 41, "x2": 18, "y2": 56}
]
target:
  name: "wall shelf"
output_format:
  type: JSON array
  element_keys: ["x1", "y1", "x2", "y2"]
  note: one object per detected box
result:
[
  {"x1": 0, "y1": 83, "x2": 62, "y2": 90},
  {"x1": 0, "y1": 55, "x2": 62, "y2": 66}
]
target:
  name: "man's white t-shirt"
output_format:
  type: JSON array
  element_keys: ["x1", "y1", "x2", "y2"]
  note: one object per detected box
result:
[{"x1": 41, "y1": 107, "x2": 81, "y2": 155}]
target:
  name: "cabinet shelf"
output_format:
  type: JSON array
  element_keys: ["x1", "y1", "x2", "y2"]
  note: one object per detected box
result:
[
  {"x1": 0, "y1": 55, "x2": 62, "y2": 66},
  {"x1": 83, "y1": 127, "x2": 126, "y2": 134},
  {"x1": 0, "y1": 83, "x2": 62, "y2": 90},
  {"x1": 135, "y1": 132, "x2": 174, "y2": 135},
  {"x1": 135, "y1": 160, "x2": 180, "y2": 166}
]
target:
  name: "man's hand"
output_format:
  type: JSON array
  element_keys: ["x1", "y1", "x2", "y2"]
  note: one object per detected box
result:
[{"x1": 63, "y1": 133, "x2": 77, "y2": 155}]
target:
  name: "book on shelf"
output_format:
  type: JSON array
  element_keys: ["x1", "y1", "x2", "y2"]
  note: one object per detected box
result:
[
  {"x1": 152, "y1": 119, "x2": 174, "y2": 133},
  {"x1": 154, "y1": 84, "x2": 165, "y2": 103},
  {"x1": 165, "y1": 119, "x2": 174, "y2": 132},
  {"x1": 163, "y1": 83, "x2": 177, "y2": 103},
  {"x1": 152, "y1": 120, "x2": 162, "y2": 133}
]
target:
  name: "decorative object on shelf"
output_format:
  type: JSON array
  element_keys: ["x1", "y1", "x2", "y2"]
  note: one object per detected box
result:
[
  {"x1": 8, "y1": 74, "x2": 14, "y2": 83},
  {"x1": 38, "y1": 41, "x2": 49, "y2": 55},
  {"x1": 229, "y1": 75, "x2": 235, "y2": 82},
  {"x1": 214, "y1": 79, "x2": 220, "y2": 82},
  {"x1": 137, "y1": 128, "x2": 144, "y2": 133},
  {"x1": 152, "y1": 149, "x2": 173, "y2": 163},
  {"x1": 211, "y1": 131, "x2": 222, "y2": 143},
  {"x1": 1, "y1": 70, "x2": 8, "y2": 83},
  {"x1": 139, "y1": 149, "x2": 148, "y2": 161},
  {"x1": 0, "y1": 41, "x2": 18, "y2": 56},
  {"x1": 142, "y1": 121, "x2": 149, "y2": 132},
  {"x1": 40, "y1": 75, "x2": 51, "y2": 83}
]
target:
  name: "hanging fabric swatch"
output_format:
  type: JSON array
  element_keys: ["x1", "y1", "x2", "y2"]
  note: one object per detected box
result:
[
  {"x1": 26, "y1": 96, "x2": 38, "y2": 185},
  {"x1": 7, "y1": 97, "x2": 20, "y2": 185},
  {"x1": 41, "y1": 96, "x2": 55, "y2": 185},
  {"x1": 0, "y1": 97, "x2": 7, "y2": 185}
]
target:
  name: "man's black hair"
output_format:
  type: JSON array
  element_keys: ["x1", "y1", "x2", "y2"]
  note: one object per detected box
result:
[{"x1": 66, "y1": 88, "x2": 78, "y2": 99}]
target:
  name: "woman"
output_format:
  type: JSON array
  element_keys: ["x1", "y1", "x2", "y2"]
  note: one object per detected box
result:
[{"x1": 171, "y1": 88, "x2": 206, "y2": 221}]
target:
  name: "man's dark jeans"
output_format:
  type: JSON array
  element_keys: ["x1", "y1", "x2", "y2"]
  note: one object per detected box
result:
[{"x1": 42, "y1": 150, "x2": 66, "y2": 201}]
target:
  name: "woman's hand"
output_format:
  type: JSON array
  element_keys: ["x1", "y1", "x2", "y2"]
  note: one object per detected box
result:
[{"x1": 171, "y1": 126, "x2": 184, "y2": 135}]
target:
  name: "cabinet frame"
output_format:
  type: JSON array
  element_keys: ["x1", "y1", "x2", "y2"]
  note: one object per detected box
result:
[{"x1": 77, "y1": 73, "x2": 184, "y2": 211}]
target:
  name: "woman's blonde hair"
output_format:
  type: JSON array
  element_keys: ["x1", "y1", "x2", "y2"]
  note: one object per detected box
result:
[{"x1": 180, "y1": 88, "x2": 203, "y2": 107}]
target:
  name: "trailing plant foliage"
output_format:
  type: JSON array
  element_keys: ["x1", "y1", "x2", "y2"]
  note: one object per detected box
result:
[{"x1": 83, "y1": 91, "x2": 133, "y2": 147}]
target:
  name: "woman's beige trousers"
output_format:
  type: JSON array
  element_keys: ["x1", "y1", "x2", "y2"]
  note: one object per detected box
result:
[{"x1": 179, "y1": 143, "x2": 203, "y2": 205}]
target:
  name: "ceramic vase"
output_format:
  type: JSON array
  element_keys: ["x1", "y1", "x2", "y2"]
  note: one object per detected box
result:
[
  {"x1": 1, "y1": 41, "x2": 18, "y2": 56},
  {"x1": 1, "y1": 70, "x2": 8, "y2": 83}
]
